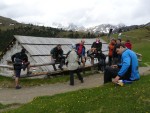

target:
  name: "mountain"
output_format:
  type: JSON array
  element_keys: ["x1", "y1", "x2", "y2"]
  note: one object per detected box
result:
[
  {"x1": 0, "y1": 16, "x2": 19, "y2": 25},
  {"x1": 87, "y1": 24, "x2": 126, "y2": 34},
  {"x1": 52, "y1": 22, "x2": 126, "y2": 33},
  {"x1": 52, "y1": 22, "x2": 86, "y2": 31}
]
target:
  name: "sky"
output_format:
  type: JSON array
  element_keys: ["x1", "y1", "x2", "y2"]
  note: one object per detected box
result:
[{"x1": 0, "y1": 0, "x2": 150, "y2": 28}]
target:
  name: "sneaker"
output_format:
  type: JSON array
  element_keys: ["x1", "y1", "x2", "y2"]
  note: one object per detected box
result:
[{"x1": 16, "y1": 86, "x2": 22, "y2": 89}]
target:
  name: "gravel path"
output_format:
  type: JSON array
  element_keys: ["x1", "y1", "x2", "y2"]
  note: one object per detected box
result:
[
  {"x1": 0, "y1": 73, "x2": 103, "y2": 105},
  {"x1": 0, "y1": 67, "x2": 150, "y2": 105}
]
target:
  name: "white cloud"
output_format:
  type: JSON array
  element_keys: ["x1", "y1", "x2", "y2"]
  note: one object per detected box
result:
[{"x1": 0, "y1": 0, "x2": 149, "y2": 27}]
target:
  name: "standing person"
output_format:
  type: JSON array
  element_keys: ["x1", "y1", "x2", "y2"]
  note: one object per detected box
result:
[
  {"x1": 11, "y1": 48, "x2": 31, "y2": 89},
  {"x1": 104, "y1": 44, "x2": 140, "y2": 84},
  {"x1": 66, "y1": 44, "x2": 83, "y2": 86},
  {"x1": 113, "y1": 39, "x2": 121, "y2": 65},
  {"x1": 76, "y1": 39, "x2": 86, "y2": 74},
  {"x1": 125, "y1": 39, "x2": 132, "y2": 49},
  {"x1": 108, "y1": 38, "x2": 116, "y2": 66},
  {"x1": 50, "y1": 44, "x2": 65, "y2": 71}
]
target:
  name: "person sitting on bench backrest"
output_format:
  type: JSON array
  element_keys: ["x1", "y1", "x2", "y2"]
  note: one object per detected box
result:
[{"x1": 50, "y1": 44, "x2": 65, "y2": 71}]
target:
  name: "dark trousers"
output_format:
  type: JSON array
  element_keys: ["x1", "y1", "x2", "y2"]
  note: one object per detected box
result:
[
  {"x1": 104, "y1": 66, "x2": 131, "y2": 84},
  {"x1": 108, "y1": 56, "x2": 113, "y2": 66},
  {"x1": 70, "y1": 69, "x2": 83, "y2": 85},
  {"x1": 52, "y1": 57, "x2": 65, "y2": 70}
]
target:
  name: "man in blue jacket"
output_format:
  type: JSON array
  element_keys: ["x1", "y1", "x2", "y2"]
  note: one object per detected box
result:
[{"x1": 104, "y1": 44, "x2": 140, "y2": 84}]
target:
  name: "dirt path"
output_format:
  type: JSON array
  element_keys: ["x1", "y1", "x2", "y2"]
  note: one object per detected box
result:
[
  {"x1": 0, "y1": 67, "x2": 150, "y2": 105},
  {"x1": 0, "y1": 73, "x2": 103, "y2": 105}
]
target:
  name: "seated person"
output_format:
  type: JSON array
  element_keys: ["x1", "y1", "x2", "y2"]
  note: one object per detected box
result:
[
  {"x1": 76, "y1": 39, "x2": 86, "y2": 73},
  {"x1": 90, "y1": 38, "x2": 102, "y2": 65},
  {"x1": 50, "y1": 44, "x2": 65, "y2": 71}
]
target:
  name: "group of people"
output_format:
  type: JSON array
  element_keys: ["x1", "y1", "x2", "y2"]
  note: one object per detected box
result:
[
  {"x1": 105, "y1": 37, "x2": 139, "y2": 84},
  {"x1": 108, "y1": 38, "x2": 132, "y2": 66},
  {"x1": 11, "y1": 37, "x2": 139, "y2": 89}
]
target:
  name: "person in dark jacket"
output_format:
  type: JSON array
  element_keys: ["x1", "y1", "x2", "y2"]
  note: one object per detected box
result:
[
  {"x1": 104, "y1": 44, "x2": 140, "y2": 84},
  {"x1": 11, "y1": 48, "x2": 31, "y2": 89},
  {"x1": 90, "y1": 38, "x2": 102, "y2": 65},
  {"x1": 50, "y1": 44, "x2": 65, "y2": 71}
]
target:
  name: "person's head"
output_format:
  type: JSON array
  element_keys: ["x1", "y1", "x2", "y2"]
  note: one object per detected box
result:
[
  {"x1": 80, "y1": 39, "x2": 85, "y2": 45},
  {"x1": 21, "y1": 48, "x2": 26, "y2": 53},
  {"x1": 96, "y1": 38, "x2": 100, "y2": 43},
  {"x1": 57, "y1": 44, "x2": 62, "y2": 50},
  {"x1": 116, "y1": 44, "x2": 126, "y2": 55},
  {"x1": 111, "y1": 38, "x2": 116, "y2": 44},
  {"x1": 126, "y1": 39, "x2": 130, "y2": 42},
  {"x1": 116, "y1": 39, "x2": 121, "y2": 44}
]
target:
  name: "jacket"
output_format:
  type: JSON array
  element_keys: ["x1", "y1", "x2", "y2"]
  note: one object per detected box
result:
[
  {"x1": 118, "y1": 49, "x2": 140, "y2": 80},
  {"x1": 108, "y1": 43, "x2": 115, "y2": 57},
  {"x1": 67, "y1": 49, "x2": 79, "y2": 70},
  {"x1": 76, "y1": 43, "x2": 85, "y2": 57},
  {"x1": 50, "y1": 47, "x2": 63, "y2": 59},
  {"x1": 91, "y1": 41, "x2": 102, "y2": 52}
]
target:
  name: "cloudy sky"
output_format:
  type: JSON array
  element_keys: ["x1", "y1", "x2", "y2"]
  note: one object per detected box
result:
[{"x1": 0, "y1": 0, "x2": 150, "y2": 28}]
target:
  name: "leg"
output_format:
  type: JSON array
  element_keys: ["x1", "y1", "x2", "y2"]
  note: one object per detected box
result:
[
  {"x1": 76, "y1": 69, "x2": 83, "y2": 83},
  {"x1": 91, "y1": 57, "x2": 94, "y2": 65},
  {"x1": 104, "y1": 66, "x2": 119, "y2": 84},
  {"x1": 51, "y1": 56, "x2": 57, "y2": 71},
  {"x1": 70, "y1": 70, "x2": 74, "y2": 85},
  {"x1": 81, "y1": 57, "x2": 86, "y2": 74},
  {"x1": 15, "y1": 69, "x2": 22, "y2": 89},
  {"x1": 53, "y1": 64, "x2": 57, "y2": 71},
  {"x1": 59, "y1": 57, "x2": 65, "y2": 70}
]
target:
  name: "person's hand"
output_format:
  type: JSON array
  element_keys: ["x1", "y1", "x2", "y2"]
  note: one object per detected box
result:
[
  {"x1": 113, "y1": 76, "x2": 120, "y2": 83},
  {"x1": 111, "y1": 65, "x2": 118, "y2": 68}
]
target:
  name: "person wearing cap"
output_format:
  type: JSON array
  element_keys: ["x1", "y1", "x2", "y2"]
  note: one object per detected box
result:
[
  {"x1": 11, "y1": 48, "x2": 31, "y2": 89},
  {"x1": 76, "y1": 39, "x2": 86, "y2": 74},
  {"x1": 66, "y1": 44, "x2": 83, "y2": 85},
  {"x1": 104, "y1": 44, "x2": 140, "y2": 84}
]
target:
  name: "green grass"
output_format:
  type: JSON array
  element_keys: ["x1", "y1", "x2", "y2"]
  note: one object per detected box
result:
[
  {"x1": 0, "y1": 71, "x2": 93, "y2": 88},
  {"x1": 3, "y1": 75, "x2": 150, "y2": 113}
]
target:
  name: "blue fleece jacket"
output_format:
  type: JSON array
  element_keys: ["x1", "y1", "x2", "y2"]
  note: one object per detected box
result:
[{"x1": 118, "y1": 49, "x2": 140, "y2": 80}]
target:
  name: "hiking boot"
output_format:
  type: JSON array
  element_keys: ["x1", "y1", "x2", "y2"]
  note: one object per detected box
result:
[
  {"x1": 70, "y1": 83, "x2": 74, "y2": 86},
  {"x1": 58, "y1": 65, "x2": 63, "y2": 71},
  {"x1": 27, "y1": 71, "x2": 32, "y2": 75},
  {"x1": 81, "y1": 79, "x2": 84, "y2": 83},
  {"x1": 16, "y1": 86, "x2": 22, "y2": 89}
]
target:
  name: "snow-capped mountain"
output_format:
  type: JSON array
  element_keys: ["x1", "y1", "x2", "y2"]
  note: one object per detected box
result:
[
  {"x1": 52, "y1": 22, "x2": 126, "y2": 33},
  {"x1": 87, "y1": 24, "x2": 125, "y2": 33},
  {"x1": 52, "y1": 22, "x2": 86, "y2": 31}
]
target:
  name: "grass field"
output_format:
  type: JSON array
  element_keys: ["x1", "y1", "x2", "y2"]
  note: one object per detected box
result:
[{"x1": 3, "y1": 75, "x2": 150, "y2": 113}]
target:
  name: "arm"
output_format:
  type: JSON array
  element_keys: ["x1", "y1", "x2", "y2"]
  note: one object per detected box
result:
[
  {"x1": 11, "y1": 54, "x2": 16, "y2": 63},
  {"x1": 118, "y1": 54, "x2": 131, "y2": 77}
]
